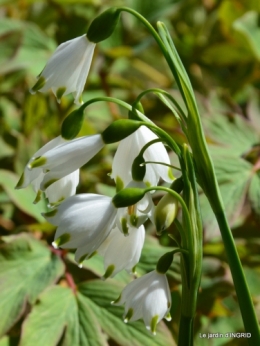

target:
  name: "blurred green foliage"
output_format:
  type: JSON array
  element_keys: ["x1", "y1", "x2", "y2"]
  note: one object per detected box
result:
[{"x1": 0, "y1": 0, "x2": 259, "y2": 345}]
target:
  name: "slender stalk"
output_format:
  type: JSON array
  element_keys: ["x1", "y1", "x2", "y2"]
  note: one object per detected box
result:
[{"x1": 213, "y1": 204, "x2": 260, "y2": 345}]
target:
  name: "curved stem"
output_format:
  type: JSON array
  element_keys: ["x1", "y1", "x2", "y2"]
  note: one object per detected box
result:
[
  {"x1": 141, "y1": 161, "x2": 181, "y2": 171},
  {"x1": 133, "y1": 88, "x2": 187, "y2": 121}
]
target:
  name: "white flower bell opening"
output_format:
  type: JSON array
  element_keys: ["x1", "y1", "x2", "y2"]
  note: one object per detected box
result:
[
  {"x1": 31, "y1": 34, "x2": 96, "y2": 105},
  {"x1": 98, "y1": 225, "x2": 145, "y2": 278},
  {"x1": 113, "y1": 270, "x2": 172, "y2": 334},
  {"x1": 44, "y1": 194, "x2": 117, "y2": 263},
  {"x1": 111, "y1": 126, "x2": 173, "y2": 188},
  {"x1": 28, "y1": 134, "x2": 104, "y2": 190},
  {"x1": 16, "y1": 136, "x2": 79, "y2": 204}
]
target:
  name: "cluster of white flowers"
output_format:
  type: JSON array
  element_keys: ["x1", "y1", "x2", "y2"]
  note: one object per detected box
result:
[{"x1": 18, "y1": 35, "x2": 175, "y2": 334}]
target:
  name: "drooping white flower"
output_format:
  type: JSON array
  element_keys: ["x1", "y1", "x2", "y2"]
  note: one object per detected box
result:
[
  {"x1": 31, "y1": 34, "x2": 96, "y2": 105},
  {"x1": 44, "y1": 194, "x2": 117, "y2": 262},
  {"x1": 111, "y1": 126, "x2": 173, "y2": 188},
  {"x1": 113, "y1": 270, "x2": 172, "y2": 334},
  {"x1": 97, "y1": 225, "x2": 145, "y2": 278},
  {"x1": 15, "y1": 136, "x2": 79, "y2": 204},
  {"x1": 28, "y1": 134, "x2": 104, "y2": 190}
]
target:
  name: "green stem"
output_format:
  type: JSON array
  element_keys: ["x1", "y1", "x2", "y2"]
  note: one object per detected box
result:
[
  {"x1": 213, "y1": 204, "x2": 260, "y2": 345},
  {"x1": 178, "y1": 315, "x2": 194, "y2": 346}
]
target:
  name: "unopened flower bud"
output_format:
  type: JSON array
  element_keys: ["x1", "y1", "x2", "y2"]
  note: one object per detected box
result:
[
  {"x1": 112, "y1": 188, "x2": 146, "y2": 208},
  {"x1": 131, "y1": 155, "x2": 146, "y2": 181},
  {"x1": 87, "y1": 8, "x2": 121, "y2": 43},
  {"x1": 102, "y1": 119, "x2": 142, "y2": 144},
  {"x1": 61, "y1": 107, "x2": 85, "y2": 140},
  {"x1": 154, "y1": 193, "x2": 178, "y2": 233}
]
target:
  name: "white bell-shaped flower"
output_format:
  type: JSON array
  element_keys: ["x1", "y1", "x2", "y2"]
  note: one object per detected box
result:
[
  {"x1": 16, "y1": 136, "x2": 79, "y2": 204},
  {"x1": 97, "y1": 225, "x2": 145, "y2": 278},
  {"x1": 31, "y1": 34, "x2": 96, "y2": 105},
  {"x1": 44, "y1": 194, "x2": 117, "y2": 262},
  {"x1": 111, "y1": 126, "x2": 173, "y2": 188},
  {"x1": 113, "y1": 270, "x2": 172, "y2": 334},
  {"x1": 28, "y1": 134, "x2": 104, "y2": 190}
]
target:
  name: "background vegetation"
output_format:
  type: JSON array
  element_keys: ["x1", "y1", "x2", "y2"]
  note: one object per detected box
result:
[{"x1": 0, "y1": 0, "x2": 259, "y2": 345}]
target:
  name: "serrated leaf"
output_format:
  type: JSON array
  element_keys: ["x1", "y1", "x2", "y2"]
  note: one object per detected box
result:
[
  {"x1": 20, "y1": 286, "x2": 78, "y2": 346},
  {"x1": 78, "y1": 280, "x2": 176, "y2": 346},
  {"x1": 0, "y1": 169, "x2": 46, "y2": 222},
  {"x1": 200, "y1": 154, "x2": 253, "y2": 238},
  {"x1": 0, "y1": 233, "x2": 64, "y2": 336},
  {"x1": 248, "y1": 173, "x2": 260, "y2": 216},
  {"x1": 77, "y1": 293, "x2": 109, "y2": 346},
  {"x1": 203, "y1": 114, "x2": 258, "y2": 156}
]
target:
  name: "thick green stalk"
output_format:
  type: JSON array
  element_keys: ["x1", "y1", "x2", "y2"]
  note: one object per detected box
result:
[{"x1": 155, "y1": 19, "x2": 260, "y2": 343}]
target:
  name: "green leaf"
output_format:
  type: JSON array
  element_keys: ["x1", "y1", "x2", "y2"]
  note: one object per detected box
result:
[
  {"x1": 0, "y1": 137, "x2": 14, "y2": 159},
  {"x1": 0, "y1": 18, "x2": 56, "y2": 75},
  {"x1": 248, "y1": 173, "x2": 260, "y2": 216},
  {"x1": 0, "y1": 169, "x2": 46, "y2": 222},
  {"x1": 77, "y1": 293, "x2": 109, "y2": 346},
  {"x1": 233, "y1": 11, "x2": 260, "y2": 61},
  {"x1": 78, "y1": 280, "x2": 176, "y2": 346},
  {"x1": 0, "y1": 233, "x2": 64, "y2": 337},
  {"x1": 20, "y1": 286, "x2": 79, "y2": 346}
]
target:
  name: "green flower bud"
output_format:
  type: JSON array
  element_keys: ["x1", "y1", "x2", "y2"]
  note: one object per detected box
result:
[
  {"x1": 132, "y1": 155, "x2": 146, "y2": 181},
  {"x1": 156, "y1": 251, "x2": 174, "y2": 274},
  {"x1": 112, "y1": 188, "x2": 146, "y2": 208},
  {"x1": 87, "y1": 8, "x2": 121, "y2": 43},
  {"x1": 102, "y1": 119, "x2": 142, "y2": 144},
  {"x1": 154, "y1": 193, "x2": 178, "y2": 233},
  {"x1": 61, "y1": 107, "x2": 84, "y2": 140}
]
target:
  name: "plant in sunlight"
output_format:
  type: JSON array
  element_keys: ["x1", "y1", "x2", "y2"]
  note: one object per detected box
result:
[{"x1": 12, "y1": 5, "x2": 260, "y2": 346}]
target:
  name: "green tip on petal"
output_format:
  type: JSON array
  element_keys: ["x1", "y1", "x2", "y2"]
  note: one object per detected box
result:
[
  {"x1": 78, "y1": 253, "x2": 89, "y2": 266},
  {"x1": 33, "y1": 190, "x2": 42, "y2": 204},
  {"x1": 103, "y1": 264, "x2": 115, "y2": 279},
  {"x1": 43, "y1": 208, "x2": 58, "y2": 218},
  {"x1": 165, "y1": 311, "x2": 172, "y2": 321},
  {"x1": 88, "y1": 251, "x2": 97, "y2": 259},
  {"x1": 111, "y1": 293, "x2": 121, "y2": 305},
  {"x1": 44, "y1": 178, "x2": 59, "y2": 189},
  {"x1": 29, "y1": 156, "x2": 47, "y2": 169},
  {"x1": 121, "y1": 218, "x2": 129, "y2": 236},
  {"x1": 150, "y1": 315, "x2": 159, "y2": 335},
  {"x1": 53, "y1": 233, "x2": 71, "y2": 247},
  {"x1": 15, "y1": 172, "x2": 24, "y2": 189},
  {"x1": 130, "y1": 214, "x2": 138, "y2": 227},
  {"x1": 48, "y1": 197, "x2": 65, "y2": 208},
  {"x1": 56, "y1": 87, "x2": 66, "y2": 103},
  {"x1": 131, "y1": 265, "x2": 137, "y2": 274},
  {"x1": 124, "y1": 308, "x2": 133, "y2": 323},
  {"x1": 31, "y1": 76, "x2": 46, "y2": 93}
]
